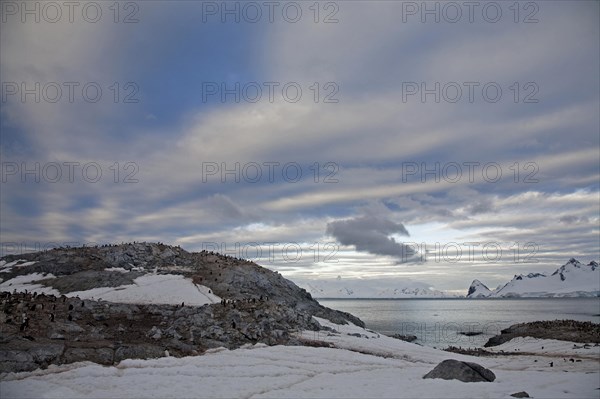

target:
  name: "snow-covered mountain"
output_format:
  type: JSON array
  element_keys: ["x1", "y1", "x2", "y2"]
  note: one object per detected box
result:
[
  {"x1": 299, "y1": 277, "x2": 457, "y2": 298},
  {"x1": 467, "y1": 279, "x2": 493, "y2": 298},
  {"x1": 466, "y1": 259, "x2": 600, "y2": 298}
]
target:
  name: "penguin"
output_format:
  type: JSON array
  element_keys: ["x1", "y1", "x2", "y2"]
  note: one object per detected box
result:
[
  {"x1": 549, "y1": 362, "x2": 553, "y2": 367},
  {"x1": 67, "y1": 313, "x2": 72, "y2": 321},
  {"x1": 20, "y1": 313, "x2": 28, "y2": 331},
  {"x1": 68, "y1": 304, "x2": 74, "y2": 311}
]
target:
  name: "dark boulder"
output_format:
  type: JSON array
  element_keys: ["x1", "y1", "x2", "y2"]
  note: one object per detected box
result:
[
  {"x1": 423, "y1": 359, "x2": 496, "y2": 382},
  {"x1": 510, "y1": 392, "x2": 530, "y2": 398}
]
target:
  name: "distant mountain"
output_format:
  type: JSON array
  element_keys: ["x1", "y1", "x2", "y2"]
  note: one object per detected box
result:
[
  {"x1": 300, "y1": 277, "x2": 457, "y2": 298},
  {"x1": 467, "y1": 279, "x2": 493, "y2": 298},
  {"x1": 466, "y1": 259, "x2": 600, "y2": 298}
]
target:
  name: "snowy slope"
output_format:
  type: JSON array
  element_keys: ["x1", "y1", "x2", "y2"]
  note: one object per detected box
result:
[
  {"x1": 2, "y1": 320, "x2": 599, "y2": 399},
  {"x1": 0, "y1": 272, "x2": 60, "y2": 296},
  {"x1": 67, "y1": 274, "x2": 221, "y2": 305},
  {"x1": 468, "y1": 259, "x2": 600, "y2": 298}
]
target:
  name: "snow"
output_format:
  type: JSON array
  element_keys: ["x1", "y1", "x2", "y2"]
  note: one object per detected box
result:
[
  {"x1": 2, "y1": 329, "x2": 599, "y2": 399},
  {"x1": 0, "y1": 273, "x2": 220, "y2": 306},
  {"x1": 0, "y1": 273, "x2": 60, "y2": 296},
  {"x1": 0, "y1": 260, "x2": 37, "y2": 274},
  {"x1": 66, "y1": 274, "x2": 221, "y2": 306},
  {"x1": 103, "y1": 267, "x2": 130, "y2": 273}
]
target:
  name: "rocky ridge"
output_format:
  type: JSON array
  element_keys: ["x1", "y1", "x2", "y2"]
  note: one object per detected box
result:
[{"x1": 0, "y1": 243, "x2": 364, "y2": 373}]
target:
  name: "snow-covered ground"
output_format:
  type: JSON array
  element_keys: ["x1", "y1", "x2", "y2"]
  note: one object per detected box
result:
[
  {"x1": 0, "y1": 272, "x2": 221, "y2": 306},
  {"x1": 2, "y1": 318, "x2": 598, "y2": 399},
  {"x1": 67, "y1": 274, "x2": 221, "y2": 306},
  {"x1": 0, "y1": 260, "x2": 38, "y2": 275},
  {"x1": 0, "y1": 273, "x2": 60, "y2": 296}
]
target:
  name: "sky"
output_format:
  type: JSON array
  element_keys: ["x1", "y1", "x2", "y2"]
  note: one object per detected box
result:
[{"x1": 1, "y1": 0, "x2": 598, "y2": 294}]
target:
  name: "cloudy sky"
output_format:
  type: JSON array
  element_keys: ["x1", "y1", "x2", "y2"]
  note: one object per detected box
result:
[{"x1": 1, "y1": 1, "x2": 598, "y2": 294}]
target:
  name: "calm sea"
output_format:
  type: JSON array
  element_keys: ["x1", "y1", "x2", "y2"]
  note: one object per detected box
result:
[{"x1": 318, "y1": 298, "x2": 600, "y2": 348}]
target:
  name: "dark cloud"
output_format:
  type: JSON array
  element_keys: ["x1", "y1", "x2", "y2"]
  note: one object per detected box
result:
[
  {"x1": 559, "y1": 215, "x2": 589, "y2": 224},
  {"x1": 467, "y1": 199, "x2": 496, "y2": 215},
  {"x1": 326, "y1": 215, "x2": 415, "y2": 262}
]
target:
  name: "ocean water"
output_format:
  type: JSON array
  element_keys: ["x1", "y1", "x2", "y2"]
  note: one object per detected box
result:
[{"x1": 318, "y1": 298, "x2": 600, "y2": 348}]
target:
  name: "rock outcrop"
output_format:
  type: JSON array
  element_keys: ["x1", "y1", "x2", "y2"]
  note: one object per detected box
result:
[{"x1": 484, "y1": 320, "x2": 600, "y2": 347}]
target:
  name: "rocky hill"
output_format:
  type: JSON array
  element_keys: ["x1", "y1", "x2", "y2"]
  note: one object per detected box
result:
[{"x1": 0, "y1": 243, "x2": 363, "y2": 373}]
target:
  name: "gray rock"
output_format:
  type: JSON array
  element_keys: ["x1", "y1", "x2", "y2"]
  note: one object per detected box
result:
[
  {"x1": 63, "y1": 348, "x2": 114, "y2": 365},
  {"x1": 0, "y1": 350, "x2": 35, "y2": 373},
  {"x1": 423, "y1": 359, "x2": 496, "y2": 382},
  {"x1": 93, "y1": 313, "x2": 107, "y2": 321},
  {"x1": 147, "y1": 326, "x2": 162, "y2": 340}
]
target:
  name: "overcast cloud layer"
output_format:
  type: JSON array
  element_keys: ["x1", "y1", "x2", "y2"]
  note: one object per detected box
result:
[{"x1": 1, "y1": 1, "x2": 598, "y2": 293}]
